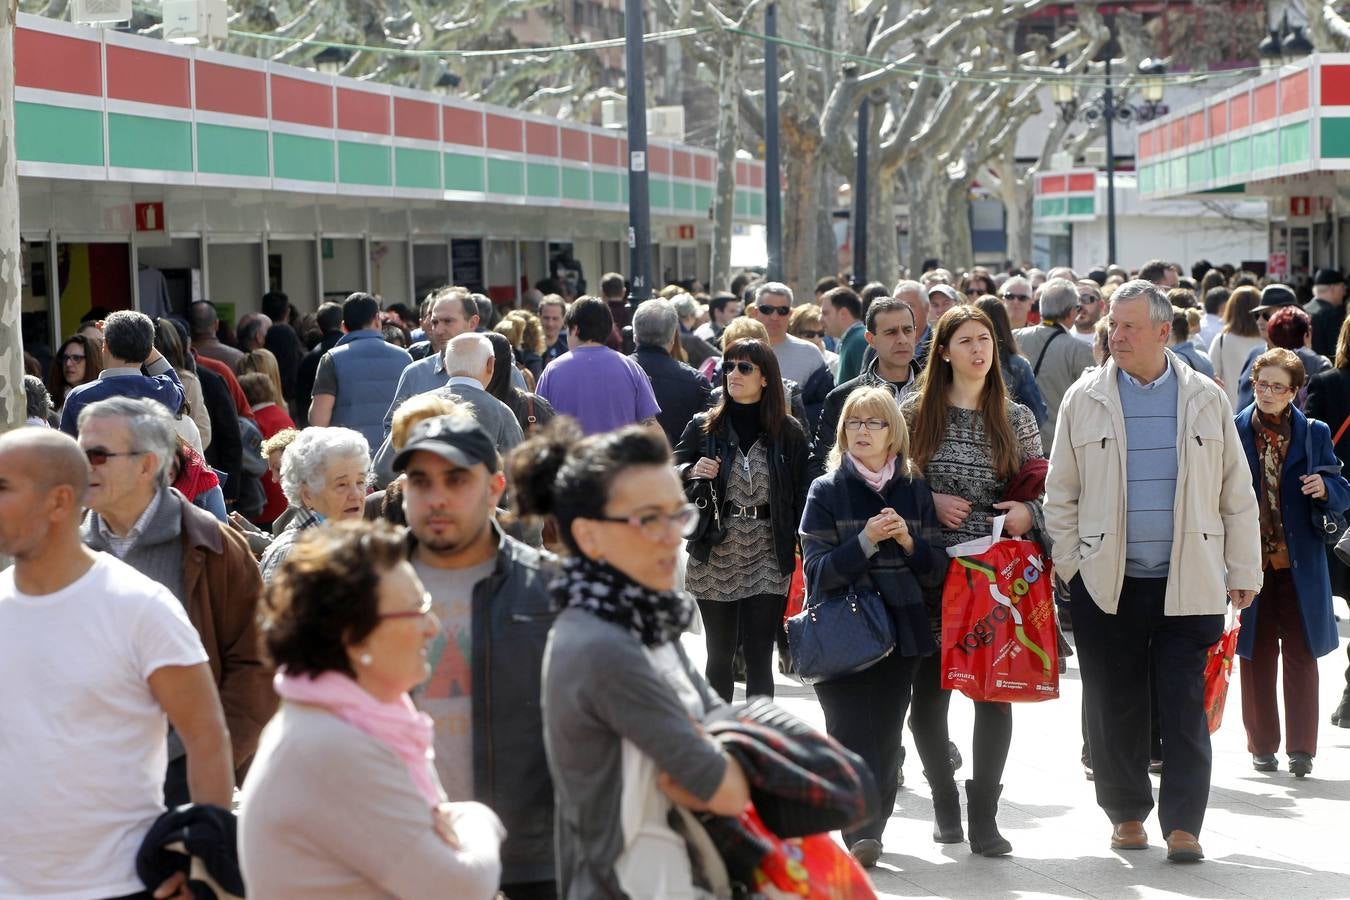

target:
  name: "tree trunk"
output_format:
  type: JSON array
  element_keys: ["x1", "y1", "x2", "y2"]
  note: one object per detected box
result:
[
  {"x1": 708, "y1": 45, "x2": 741, "y2": 293},
  {"x1": 944, "y1": 178, "x2": 974, "y2": 270},
  {"x1": 780, "y1": 112, "x2": 823, "y2": 300},
  {"x1": 869, "y1": 156, "x2": 901, "y2": 287},
  {"x1": 1005, "y1": 176, "x2": 1034, "y2": 270},
  {"x1": 0, "y1": 0, "x2": 24, "y2": 433}
]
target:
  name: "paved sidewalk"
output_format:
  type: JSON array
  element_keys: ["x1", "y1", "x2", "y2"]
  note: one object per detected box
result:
[{"x1": 683, "y1": 618, "x2": 1350, "y2": 898}]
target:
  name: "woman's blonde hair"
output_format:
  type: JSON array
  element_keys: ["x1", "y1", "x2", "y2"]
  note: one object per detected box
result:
[
  {"x1": 829, "y1": 386, "x2": 913, "y2": 475},
  {"x1": 720, "y1": 316, "x2": 769, "y2": 348},
  {"x1": 494, "y1": 317, "x2": 524, "y2": 347},
  {"x1": 237, "y1": 348, "x2": 283, "y2": 406},
  {"x1": 390, "y1": 394, "x2": 468, "y2": 451}
]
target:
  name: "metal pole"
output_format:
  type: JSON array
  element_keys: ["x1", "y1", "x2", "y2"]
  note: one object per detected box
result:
[
  {"x1": 624, "y1": 0, "x2": 653, "y2": 304},
  {"x1": 854, "y1": 98, "x2": 869, "y2": 284},
  {"x1": 1103, "y1": 52, "x2": 1118, "y2": 265},
  {"x1": 764, "y1": 3, "x2": 782, "y2": 282}
]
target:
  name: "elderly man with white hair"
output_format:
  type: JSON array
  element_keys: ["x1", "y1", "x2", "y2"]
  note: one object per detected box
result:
[
  {"x1": 1014, "y1": 277, "x2": 1096, "y2": 450},
  {"x1": 77, "y1": 396, "x2": 273, "y2": 801},
  {"x1": 371, "y1": 332, "x2": 523, "y2": 488},
  {"x1": 260, "y1": 426, "x2": 370, "y2": 582},
  {"x1": 1000, "y1": 275, "x2": 1035, "y2": 330}
]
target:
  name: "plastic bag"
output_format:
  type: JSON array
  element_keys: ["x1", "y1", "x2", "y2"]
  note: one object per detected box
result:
[
  {"x1": 1203, "y1": 614, "x2": 1240, "y2": 734},
  {"x1": 740, "y1": 806, "x2": 876, "y2": 899},
  {"x1": 940, "y1": 523, "x2": 1059, "y2": 703}
]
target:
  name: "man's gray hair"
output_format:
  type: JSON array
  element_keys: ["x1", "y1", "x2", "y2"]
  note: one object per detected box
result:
[
  {"x1": 892, "y1": 279, "x2": 928, "y2": 301},
  {"x1": 279, "y1": 426, "x2": 370, "y2": 507},
  {"x1": 443, "y1": 332, "x2": 493, "y2": 376},
  {"x1": 1110, "y1": 279, "x2": 1174, "y2": 325},
  {"x1": 633, "y1": 299, "x2": 679, "y2": 348},
  {"x1": 754, "y1": 281, "x2": 794, "y2": 306},
  {"x1": 77, "y1": 396, "x2": 178, "y2": 485},
  {"x1": 1038, "y1": 278, "x2": 1080, "y2": 321},
  {"x1": 670, "y1": 293, "x2": 700, "y2": 322}
]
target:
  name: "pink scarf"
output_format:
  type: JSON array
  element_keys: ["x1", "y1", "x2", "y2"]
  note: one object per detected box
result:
[
  {"x1": 274, "y1": 669, "x2": 444, "y2": 807},
  {"x1": 848, "y1": 453, "x2": 896, "y2": 494}
]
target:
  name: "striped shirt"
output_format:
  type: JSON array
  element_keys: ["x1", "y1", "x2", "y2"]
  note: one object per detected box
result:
[{"x1": 1118, "y1": 362, "x2": 1179, "y2": 578}]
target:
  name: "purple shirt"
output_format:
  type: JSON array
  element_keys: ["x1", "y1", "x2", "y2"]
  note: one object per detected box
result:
[{"x1": 537, "y1": 345, "x2": 660, "y2": 435}]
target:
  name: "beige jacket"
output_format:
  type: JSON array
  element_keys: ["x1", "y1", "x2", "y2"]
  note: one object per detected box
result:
[{"x1": 1044, "y1": 352, "x2": 1262, "y2": 616}]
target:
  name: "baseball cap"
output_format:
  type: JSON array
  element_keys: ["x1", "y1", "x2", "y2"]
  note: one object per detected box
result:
[
  {"x1": 1313, "y1": 268, "x2": 1345, "y2": 286},
  {"x1": 928, "y1": 284, "x2": 961, "y2": 303},
  {"x1": 1251, "y1": 284, "x2": 1299, "y2": 315},
  {"x1": 392, "y1": 415, "x2": 498, "y2": 474}
]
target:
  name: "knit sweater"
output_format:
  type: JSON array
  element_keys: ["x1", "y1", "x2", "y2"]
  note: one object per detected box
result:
[{"x1": 1117, "y1": 365, "x2": 1179, "y2": 578}]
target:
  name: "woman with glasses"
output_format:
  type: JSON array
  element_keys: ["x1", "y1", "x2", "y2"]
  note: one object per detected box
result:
[
  {"x1": 674, "y1": 338, "x2": 811, "y2": 702},
  {"x1": 1208, "y1": 284, "x2": 1265, "y2": 407},
  {"x1": 998, "y1": 278, "x2": 1035, "y2": 330},
  {"x1": 788, "y1": 304, "x2": 840, "y2": 381},
  {"x1": 800, "y1": 387, "x2": 945, "y2": 867},
  {"x1": 46, "y1": 334, "x2": 104, "y2": 413},
  {"x1": 900, "y1": 306, "x2": 1045, "y2": 857},
  {"x1": 510, "y1": 420, "x2": 749, "y2": 899},
  {"x1": 240, "y1": 520, "x2": 506, "y2": 898},
  {"x1": 1234, "y1": 349, "x2": 1350, "y2": 779}
]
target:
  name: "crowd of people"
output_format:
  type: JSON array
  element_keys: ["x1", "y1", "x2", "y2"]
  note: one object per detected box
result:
[{"x1": 6, "y1": 256, "x2": 1350, "y2": 898}]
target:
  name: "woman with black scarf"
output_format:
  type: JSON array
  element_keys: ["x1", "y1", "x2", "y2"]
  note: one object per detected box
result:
[
  {"x1": 674, "y1": 338, "x2": 812, "y2": 702},
  {"x1": 509, "y1": 419, "x2": 749, "y2": 898}
]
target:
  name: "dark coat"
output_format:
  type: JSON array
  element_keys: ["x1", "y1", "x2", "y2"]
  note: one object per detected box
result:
[
  {"x1": 1305, "y1": 367, "x2": 1350, "y2": 465},
  {"x1": 1235, "y1": 404, "x2": 1350, "y2": 660},
  {"x1": 673, "y1": 411, "x2": 811, "y2": 577},
  {"x1": 632, "y1": 344, "x2": 712, "y2": 447},
  {"x1": 799, "y1": 461, "x2": 944, "y2": 658},
  {"x1": 295, "y1": 330, "x2": 342, "y2": 427},
  {"x1": 195, "y1": 365, "x2": 242, "y2": 505},
  {"x1": 1305, "y1": 297, "x2": 1346, "y2": 360}
]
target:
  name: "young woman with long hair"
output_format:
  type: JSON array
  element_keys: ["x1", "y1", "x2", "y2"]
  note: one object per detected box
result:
[
  {"x1": 1208, "y1": 284, "x2": 1265, "y2": 407},
  {"x1": 46, "y1": 334, "x2": 104, "y2": 411},
  {"x1": 899, "y1": 305, "x2": 1045, "y2": 857},
  {"x1": 674, "y1": 338, "x2": 811, "y2": 702}
]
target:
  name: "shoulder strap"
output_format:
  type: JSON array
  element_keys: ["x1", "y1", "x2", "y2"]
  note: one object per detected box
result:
[
  {"x1": 525, "y1": 393, "x2": 537, "y2": 430},
  {"x1": 1335, "y1": 412, "x2": 1350, "y2": 449},
  {"x1": 1032, "y1": 326, "x2": 1065, "y2": 377}
]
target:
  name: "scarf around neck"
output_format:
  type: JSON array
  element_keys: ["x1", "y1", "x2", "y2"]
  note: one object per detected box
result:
[
  {"x1": 846, "y1": 453, "x2": 896, "y2": 494},
  {"x1": 273, "y1": 669, "x2": 444, "y2": 807},
  {"x1": 552, "y1": 555, "x2": 694, "y2": 647}
]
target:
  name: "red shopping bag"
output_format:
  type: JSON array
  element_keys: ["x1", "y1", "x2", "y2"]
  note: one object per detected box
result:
[
  {"x1": 742, "y1": 806, "x2": 876, "y2": 899},
  {"x1": 1203, "y1": 616, "x2": 1240, "y2": 734},
  {"x1": 940, "y1": 538, "x2": 1059, "y2": 703},
  {"x1": 784, "y1": 554, "x2": 805, "y2": 622}
]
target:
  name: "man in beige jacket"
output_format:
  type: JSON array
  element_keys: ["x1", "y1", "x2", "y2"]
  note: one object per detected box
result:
[{"x1": 1046, "y1": 280, "x2": 1261, "y2": 864}]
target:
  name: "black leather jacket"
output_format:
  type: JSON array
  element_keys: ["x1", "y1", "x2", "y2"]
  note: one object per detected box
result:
[{"x1": 673, "y1": 411, "x2": 811, "y2": 577}]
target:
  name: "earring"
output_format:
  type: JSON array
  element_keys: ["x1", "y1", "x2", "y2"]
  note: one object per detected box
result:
[
  {"x1": 943, "y1": 356, "x2": 951, "y2": 362},
  {"x1": 358, "y1": 653, "x2": 373, "y2": 667}
]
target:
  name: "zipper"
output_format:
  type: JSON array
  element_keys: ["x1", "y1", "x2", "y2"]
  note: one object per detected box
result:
[
  {"x1": 1196, "y1": 435, "x2": 1204, "y2": 447},
  {"x1": 1100, "y1": 437, "x2": 1107, "y2": 449}
]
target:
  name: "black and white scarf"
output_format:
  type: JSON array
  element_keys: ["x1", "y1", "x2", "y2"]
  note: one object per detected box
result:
[{"x1": 552, "y1": 555, "x2": 695, "y2": 647}]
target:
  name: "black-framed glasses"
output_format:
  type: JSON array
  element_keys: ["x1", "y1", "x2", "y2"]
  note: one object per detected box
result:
[
  {"x1": 1257, "y1": 310, "x2": 1274, "y2": 321},
  {"x1": 726, "y1": 360, "x2": 759, "y2": 376},
  {"x1": 758, "y1": 304, "x2": 791, "y2": 316},
  {"x1": 1253, "y1": 381, "x2": 1293, "y2": 397},
  {"x1": 594, "y1": 504, "x2": 700, "y2": 540},
  {"x1": 1077, "y1": 295, "x2": 1101, "y2": 305},
  {"x1": 1002, "y1": 293, "x2": 1032, "y2": 302},
  {"x1": 84, "y1": 448, "x2": 148, "y2": 467},
  {"x1": 844, "y1": 418, "x2": 889, "y2": 432},
  {"x1": 379, "y1": 594, "x2": 434, "y2": 621},
  {"x1": 59, "y1": 353, "x2": 86, "y2": 364},
  {"x1": 797, "y1": 329, "x2": 824, "y2": 340}
]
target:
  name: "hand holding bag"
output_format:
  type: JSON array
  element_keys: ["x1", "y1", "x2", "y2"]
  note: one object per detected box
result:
[
  {"x1": 1203, "y1": 611, "x2": 1240, "y2": 734},
  {"x1": 786, "y1": 585, "x2": 894, "y2": 685},
  {"x1": 686, "y1": 436, "x2": 727, "y2": 545}
]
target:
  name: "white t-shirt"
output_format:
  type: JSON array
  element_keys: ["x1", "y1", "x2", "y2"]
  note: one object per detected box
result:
[{"x1": 0, "y1": 552, "x2": 209, "y2": 900}]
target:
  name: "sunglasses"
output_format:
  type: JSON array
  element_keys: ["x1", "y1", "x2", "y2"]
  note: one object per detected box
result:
[
  {"x1": 758, "y1": 304, "x2": 791, "y2": 316},
  {"x1": 1002, "y1": 293, "x2": 1032, "y2": 302},
  {"x1": 797, "y1": 329, "x2": 824, "y2": 340},
  {"x1": 59, "y1": 353, "x2": 86, "y2": 364},
  {"x1": 1077, "y1": 295, "x2": 1101, "y2": 305},
  {"x1": 379, "y1": 594, "x2": 434, "y2": 621},
  {"x1": 725, "y1": 360, "x2": 759, "y2": 376},
  {"x1": 84, "y1": 448, "x2": 148, "y2": 467}
]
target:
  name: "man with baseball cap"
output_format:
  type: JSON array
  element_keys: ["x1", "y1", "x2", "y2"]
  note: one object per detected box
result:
[
  {"x1": 1305, "y1": 269, "x2": 1346, "y2": 359},
  {"x1": 395, "y1": 415, "x2": 559, "y2": 898}
]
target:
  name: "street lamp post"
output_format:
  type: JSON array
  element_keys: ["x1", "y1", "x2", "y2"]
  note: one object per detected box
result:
[
  {"x1": 623, "y1": 0, "x2": 653, "y2": 304},
  {"x1": 764, "y1": 3, "x2": 782, "y2": 282}
]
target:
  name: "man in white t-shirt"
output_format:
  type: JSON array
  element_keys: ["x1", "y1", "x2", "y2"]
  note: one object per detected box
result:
[{"x1": 0, "y1": 428, "x2": 233, "y2": 900}]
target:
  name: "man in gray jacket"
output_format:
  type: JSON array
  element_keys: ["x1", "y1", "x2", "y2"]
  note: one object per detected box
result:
[
  {"x1": 1045, "y1": 280, "x2": 1261, "y2": 864},
  {"x1": 1015, "y1": 277, "x2": 1096, "y2": 451}
]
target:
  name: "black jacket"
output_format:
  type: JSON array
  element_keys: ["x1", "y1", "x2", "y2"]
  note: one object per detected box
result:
[
  {"x1": 632, "y1": 344, "x2": 712, "y2": 447},
  {"x1": 264, "y1": 323, "x2": 305, "y2": 406},
  {"x1": 295, "y1": 330, "x2": 342, "y2": 427},
  {"x1": 1306, "y1": 367, "x2": 1350, "y2": 465},
  {"x1": 1306, "y1": 298, "x2": 1346, "y2": 360},
  {"x1": 673, "y1": 411, "x2": 811, "y2": 577},
  {"x1": 464, "y1": 523, "x2": 560, "y2": 885},
  {"x1": 196, "y1": 365, "x2": 242, "y2": 505}
]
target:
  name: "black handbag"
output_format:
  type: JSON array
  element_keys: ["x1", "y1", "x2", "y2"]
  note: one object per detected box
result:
[
  {"x1": 1305, "y1": 420, "x2": 1347, "y2": 546},
  {"x1": 786, "y1": 585, "x2": 895, "y2": 685},
  {"x1": 686, "y1": 436, "x2": 727, "y2": 544}
]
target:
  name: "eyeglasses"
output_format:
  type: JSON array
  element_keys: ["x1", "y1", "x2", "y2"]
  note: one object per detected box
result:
[
  {"x1": 379, "y1": 594, "x2": 434, "y2": 621},
  {"x1": 1077, "y1": 295, "x2": 1101, "y2": 305},
  {"x1": 1002, "y1": 293, "x2": 1032, "y2": 302},
  {"x1": 595, "y1": 504, "x2": 700, "y2": 541},
  {"x1": 1253, "y1": 381, "x2": 1294, "y2": 396},
  {"x1": 59, "y1": 354, "x2": 86, "y2": 364},
  {"x1": 758, "y1": 304, "x2": 791, "y2": 317},
  {"x1": 1257, "y1": 311, "x2": 1273, "y2": 321},
  {"x1": 726, "y1": 360, "x2": 759, "y2": 376},
  {"x1": 84, "y1": 448, "x2": 148, "y2": 467},
  {"x1": 844, "y1": 418, "x2": 889, "y2": 432},
  {"x1": 797, "y1": 330, "x2": 824, "y2": 340}
]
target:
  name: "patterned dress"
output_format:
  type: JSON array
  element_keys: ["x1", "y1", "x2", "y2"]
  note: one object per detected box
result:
[{"x1": 685, "y1": 440, "x2": 792, "y2": 602}]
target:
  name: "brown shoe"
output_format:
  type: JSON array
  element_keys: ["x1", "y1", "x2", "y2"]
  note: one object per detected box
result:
[
  {"x1": 1166, "y1": 830, "x2": 1204, "y2": 862},
  {"x1": 1111, "y1": 821, "x2": 1148, "y2": 850}
]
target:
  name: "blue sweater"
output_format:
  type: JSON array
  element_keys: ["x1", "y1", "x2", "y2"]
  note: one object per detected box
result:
[
  {"x1": 1118, "y1": 364, "x2": 1179, "y2": 577},
  {"x1": 60, "y1": 357, "x2": 185, "y2": 435}
]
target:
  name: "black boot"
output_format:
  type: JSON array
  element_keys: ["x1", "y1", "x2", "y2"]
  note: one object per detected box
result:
[
  {"x1": 965, "y1": 780, "x2": 1012, "y2": 857},
  {"x1": 1331, "y1": 690, "x2": 1350, "y2": 728},
  {"x1": 927, "y1": 771, "x2": 964, "y2": 843}
]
